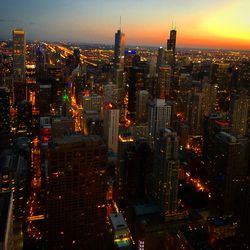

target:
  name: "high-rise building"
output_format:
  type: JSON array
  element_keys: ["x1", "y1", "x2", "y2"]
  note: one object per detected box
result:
[
  {"x1": 13, "y1": 29, "x2": 26, "y2": 81},
  {"x1": 167, "y1": 29, "x2": 177, "y2": 56},
  {"x1": 153, "y1": 128, "x2": 179, "y2": 220},
  {"x1": 103, "y1": 83, "x2": 118, "y2": 106},
  {"x1": 104, "y1": 108, "x2": 120, "y2": 153},
  {"x1": 136, "y1": 90, "x2": 149, "y2": 123},
  {"x1": 208, "y1": 132, "x2": 248, "y2": 215},
  {"x1": 82, "y1": 94, "x2": 102, "y2": 113},
  {"x1": 158, "y1": 66, "x2": 171, "y2": 99},
  {"x1": 148, "y1": 99, "x2": 172, "y2": 147},
  {"x1": 0, "y1": 87, "x2": 10, "y2": 132},
  {"x1": 229, "y1": 92, "x2": 249, "y2": 137},
  {"x1": 13, "y1": 29, "x2": 26, "y2": 103},
  {"x1": 114, "y1": 29, "x2": 125, "y2": 70},
  {"x1": 187, "y1": 92, "x2": 202, "y2": 135},
  {"x1": 0, "y1": 191, "x2": 14, "y2": 250},
  {"x1": 35, "y1": 46, "x2": 46, "y2": 82},
  {"x1": 46, "y1": 135, "x2": 107, "y2": 250}
]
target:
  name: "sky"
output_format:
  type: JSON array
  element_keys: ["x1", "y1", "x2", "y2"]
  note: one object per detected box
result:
[{"x1": 1, "y1": 0, "x2": 250, "y2": 50}]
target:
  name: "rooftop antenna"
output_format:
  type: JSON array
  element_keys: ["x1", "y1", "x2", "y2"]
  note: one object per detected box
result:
[
  {"x1": 174, "y1": 22, "x2": 176, "y2": 30},
  {"x1": 119, "y1": 16, "x2": 122, "y2": 31}
]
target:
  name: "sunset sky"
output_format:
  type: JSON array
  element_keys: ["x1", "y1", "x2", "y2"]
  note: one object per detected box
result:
[{"x1": 1, "y1": 0, "x2": 250, "y2": 49}]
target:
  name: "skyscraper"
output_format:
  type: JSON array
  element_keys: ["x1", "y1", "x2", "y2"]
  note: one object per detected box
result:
[
  {"x1": 104, "y1": 108, "x2": 120, "y2": 153},
  {"x1": 153, "y1": 128, "x2": 179, "y2": 220},
  {"x1": 46, "y1": 135, "x2": 107, "y2": 250},
  {"x1": 230, "y1": 92, "x2": 249, "y2": 137},
  {"x1": 0, "y1": 87, "x2": 10, "y2": 132},
  {"x1": 136, "y1": 90, "x2": 149, "y2": 123},
  {"x1": 148, "y1": 99, "x2": 172, "y2": 147},
  {"x1": 35, "y1": 46, "x2": 46, "y2": 82},
  {"x1": 158, "y1": 65, "x2": 172, "y2": 99},
  {"x1": 114, "y1": 29, "x2": 125, "y2": 71},
  {"x1": 13, "y1": 29, "x2": 26, "y2": 81},
  {"x1": 208, "y1": 132, "x2": 248, "y2": 215},
  {"x1": 167, "y1": 29, "x2": 177, "y2": 56}
]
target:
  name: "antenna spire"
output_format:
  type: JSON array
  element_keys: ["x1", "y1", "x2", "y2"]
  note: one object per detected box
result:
[{"x1": 119, "y1": 16, "x2": 122, "y2": 30}]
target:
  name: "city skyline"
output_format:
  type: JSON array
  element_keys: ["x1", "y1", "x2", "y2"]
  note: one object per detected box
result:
[{"x1": 1, "y1": 0, "x2": 250, "y2": 50}]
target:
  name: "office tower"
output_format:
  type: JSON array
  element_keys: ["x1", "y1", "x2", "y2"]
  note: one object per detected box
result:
[
  {"x1": 0, "y1": 87, "x2": 10, "y2": 132},
  {"x1": 47, "y1": 135, "x2": 107, "y2": 250},
  {"x1": 229, "y1": 92, "x2": 249, "y2": 137},
  {"x1": 240, "y1": 183, "x2": 250, "y2": 246},
  {"x1": 153, "y1": 128, "x2": 179, "y2": 219},
  {"x1": 124, "y1": 139, "x2": 152, "y2": 202},
  {"x1": 210, "y1": 63, "x2": 230, "y2": 89},
  {"x1": 103, "y1": 82, "x2": 118, "y2": 106},
  {"x1": 13, "y1": 29, "x2": 26, "y2": 81},
  {"x1": 201, "y1": 83, "x2": 217, "y2": 116},
  {"x1": 35, "y1": 46, "x2": 46, "y2": 82},
  {"x1": 114, "y1": 29, "x2": 125, "y2": 70},
  {"x1": 39, "y1": 84, "x2": 52, "y2": 116},
  {"x1": 187, "y1": 92, "x2": 202, "y2": 135},
  {"x1": 167, "y1": 28, "x2": 177, "y2": 65},
  {"x1": 158, "y1": 66, "x2": 171, "y2": 99},
  {"x1": 128, "y1": 66, "x2": 145, "y2": 118},
  {"x1": 17, "y1": 100, "x2": 32, "y2": 132},
  {"x1": 0, "y1": 148, "x2": 29, "y2": 220},
  {"x1": 104, "y1": 108, "x2": 119, "y2": 153},
  {"x1": 136, "y1": 90, "x2": 149, "y2": 123},
  {"x1": 82, "y1": 94, "x2": 102, "y2": 113},
  {"x1": 148, "y1": 99, "x2": 172, "y2": 147},
  {"x1": 73, "y1": 47, "x2": 80, "y2": 66},
  {"x1": 156, "y1": 47, "x2": 166, "y2": 70},
  {"x1": 208, "y1": 132, "x2": 248, "y2": 215},
  {"x1": 167, "y1": 29, "x2": 177, "y2": 56},
  {"x1": 0, "y1": 192, "x2": 14, "y2": 250}
]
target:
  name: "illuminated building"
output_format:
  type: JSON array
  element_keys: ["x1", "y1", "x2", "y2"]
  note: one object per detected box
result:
[
  {"x1": 148, "y1": 99, "x2": 172, "y2": 147},
  {"x1": 103, "y1": 82, "x2": 118, "y2": 106},
  {"x1": 157, "y1": 66, "x2": 171, "y2": 99},
  {"x1": 46, "y1": 135, "x2": 107, "y2": 250},
  {"x1": 12, "y1": 29, "x2": 26, "y2": 82},
  {"x1": 82, "y1": 94, "x2": 102, "y2": 113},
  {"x1": 0, "y1": 87, "x2": 10, "y2": 132},
  {"x1": 114, "y1": 29, "x2": 125, "y2": 70},
  {"x1": 187, "y1": 92, "x2": 202, "y2": 135},
  {"x1": 201, "y1": 82, "x2": 217, "y2": 116},
  {"x1": 0, "y1": 191, "x2": 14, "y2": 250},
  {"x1": 153, "y1": 128, "x2": 179, "y2": 220},
  {"x1": 104, "y1": 108, "x2": 119, "y2": 153},
  {"x1": 229, "y1": 92, "x2": 249, "y2": 137},
  {"x1": 109, "y1": 213, "x2": 133, "y2": 249},
  {"x1": 0, "y1": 148, "x2": 29, "y2": 220},
  {"x1": 136, "y1": 90, "x2": 149, "y2": 123}
]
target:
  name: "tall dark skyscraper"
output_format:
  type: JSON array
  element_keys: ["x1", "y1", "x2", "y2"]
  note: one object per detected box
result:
[
  {"x1": 0, "y1": 87, "x2": 10, "y2": 132},
  {"x1": 35, "y1": 46, "x2": 46, "y2": 82},
  {"x1": 114, "y1": 29, "x2": 125, "y2": 70},
  {"x1": 167, "y1": 29, "x2": 177, "y2": 54},
  {"x1": 46, "y1": 135, "x2": 107, "y2": 250}
]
